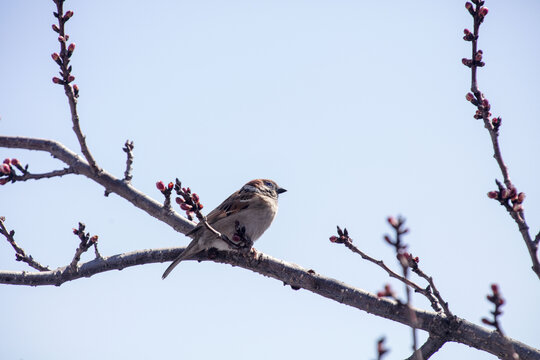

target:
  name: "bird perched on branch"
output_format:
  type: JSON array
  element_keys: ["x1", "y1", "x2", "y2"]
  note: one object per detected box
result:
[{"x1": 162, "y1": 179, "x2": 286, "y2": 279}]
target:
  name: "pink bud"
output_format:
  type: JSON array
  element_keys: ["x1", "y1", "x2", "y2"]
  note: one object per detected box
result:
[
  {"x1": 52, "y1": 77, "x2": 62, "y2": 84},
  {"x1": 3, "y1": 158, "x2": 10, "y2": 165},
  {"x1": 51, "y1": 53, "x2": 60, "y2": 61},
  {"x1": 387, "y1": 217, "x2": 398, "y2": 227},
  {"x1": 175, "y1": 197, "x2": 184, "y2": 204},
  {"x1": 465, "y1": 2, "x2": 473, "y2": 10},
  {"x1": 192, "y1": 193, "x2": 200, "y2": 203},
  {"x1": 1, "y1": 163, "x2": 11, "y2": 174},
  {"x1": 491, "y1": 284, "x2": 498, "y2": 294},
  {"x1": 517, "y1": 192, "x2": 526, "y2": 203},
  {"x1": 68, "y1": 43, "x2": 75, "y2": 52},
  {"x1": 64, "y1": 10, "x2": 74, "y2": 19},
  {"x1": 67, "y1": 75, "x2": 75, "y2": 83},
  {"x1": 10, "y1": 158, "x2": 20, "y2": 166},
  {"x1": 329, "y1": 236, "x2": 338, "y2": 243},
  {"x1": 465, "y1": 93, "x2": 474, "y2": 102},
  {"x1": 463, "y1": 28, "x2": 471, "y2": 35},
  {"x1": 52, "y1": 24, "x2": 60, "y2": 32},
  {"x1": 156, "y1": 181, "x2": 166, "y2": 191},
  {"x1": 479, "y1": 7, "x2": 489, "y2": 17},
  {"x1": 58, "y1": 36, "x2": 65, "y2": 43},
  {"x1": 168, "y1": 182, "x2": 174, "y2": 190},
  {"x1": 487, "y1": 191, "x2": 498, "y2": 199},
  {"x1": 180, "y1": 203, "x2": 192, "y2": 211},
  {"x1": 90, "y1": 235, "x2": 98, "y2": 243},
  {"x1": 0, "y1": 178, "x2": 8, "y2": 185}
]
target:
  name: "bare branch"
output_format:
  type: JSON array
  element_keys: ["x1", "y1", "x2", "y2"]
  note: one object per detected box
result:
[
  {"x1": 0, "y1": 217, "x2": 50, "y2": 271},
  {"x1": 0, "y1": 136, "x2": 196, "y2": 235},
  {"x1": 10, "y1": 167, "x2": 75, "y2": 182},
  {"x1": 51, "y1": 0, "x2": 99, "y2": 173},
  {"x1": 0, "y1": 247, "x2": 537, "y2": 360},
  {"x1": 463, "y1": 1, "x2": 540, "y2": 280}
]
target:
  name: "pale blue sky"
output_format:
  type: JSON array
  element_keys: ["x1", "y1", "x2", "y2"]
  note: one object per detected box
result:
[{"x1": 1, "y1": 1, "x2": 539, "y2": 359}]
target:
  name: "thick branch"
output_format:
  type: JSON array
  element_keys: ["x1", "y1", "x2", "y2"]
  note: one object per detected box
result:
[
  {"x1": 0, "y1": 136, "x2": 195, "y2": 234},
  {"x1": 0, "y1": 248, "x2": 537, "y2": 360}
]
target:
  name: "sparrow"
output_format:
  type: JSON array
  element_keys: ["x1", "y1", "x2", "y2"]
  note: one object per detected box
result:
[{"x1": 162, "y1": 179, "x2": 286, "y2": 279}]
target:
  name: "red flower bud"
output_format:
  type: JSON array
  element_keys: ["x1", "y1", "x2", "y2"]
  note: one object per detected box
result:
[
  {"x1": 175, "y1": 197, "x2": 184, "y2": 204},
  {"x1": 491, "y1": 284, "x2": 499, "y2": 294},
  {"x1": 64, "y1": 10, "x2": 74, "y2": 19},
  {"x1": 52, "y1": 24, "x2": 60, "y2": 32},
  {"x1": 475, "y1": 51, "x2": 483, "y2": 62},
  {"x1": 3, "y1": 158, "x2": 10, "y2": 165},
  {"x1": 479, "y1": 7, "x2": 489, "y2": 17},
  {"x1": 197, "y1": 203, "x2": 203, "y2": 210},
  {"x1": 481, "y1": 98, "x2": 489, "y2": 108},
  {"x1": 465, "y1": 93, "x2": 474, "y2": 102},
  {"x1": 463, "y1": 28, "x2": 471, "y2": 35},
  {"x1": 487, "y1": 191, "x2": 498, "y2": 199},
  {"x1": 58, "y1": 36, "x2": 65, "y2": 43},
  {"x1": 387, "y1": 217, "x2": 398, "y2": 228},
  {"x1": 72, "y1": 228, "x2": 79, "y2": 235},
  {"x1": 0, "y1": 178, "x2": 8, "y2": 185},
  {"x1": 156, "y1": 181, "x2": 166, "y2": 191},
  {"x1": 465, "y1": 2, "x2": 473, "y2": 10},
  {"x1": 462, "y1": 58, "x2": 472, "y2": 67},
  {"x1": 168, "y1": 182, "x2": 174, "y2": 190},
  {"x1": 513, "y1": 203, "x2": 523, "y2": 212},
  {"x1": 1, "y1": 163, "x2": 11, "y2": 174},
  {"x1": 68, "y1": 43, "x2": 76, "y2": 52},
  {"x1": 51, "y1": 53, "x2": 60, "y2": 61},
  {"x1": 52, "y1": 77, "x2": 62, "y2": 84},
  {"x1": 192, "y1": 193, "x2": 200, "y2": 203},
  {"x1": 329, "y1": 236, "x2": 338, "y2": 243},
  {"x1": 517, "y1": 192, "x2": 525, "y2": 203},
  {"x1": 11, "y1": 158, "x2": 20, "y2": 166},
  {"x1": 67, "y1": 75, "x2": 75, "y2": 83},
  {"x1": 481, "y1": 318, "x2": 493, "y2": 326},
  {"x1": 90, "y1": 235, "x2": 98, "y2": 243},
  {"x1": 180, "y1": 203, "x2": 192, "y2": 211}
]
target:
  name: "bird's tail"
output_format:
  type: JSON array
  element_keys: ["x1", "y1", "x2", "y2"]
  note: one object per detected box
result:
[{"x1": 162, "y1": 238, "x2": 204, "y2": 279}]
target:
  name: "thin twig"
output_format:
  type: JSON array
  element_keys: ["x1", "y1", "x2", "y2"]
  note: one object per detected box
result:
[
  {"x1": 405, "y1": 335, "x2": 447, "y2": 360},
  {"x1": 122, "y1": 140, "x2": 134, "y2": 183},
  {"x1": 0, "y1": 217, "x2": 50, "y2": 271},
  {"x1": 52, "y1": 0, "x2": 100, "y2": 173},
  {"x1": 463, "y1": 1, "x2": 540, "y2": 279},
  {"x1": 342, "y1": 240, "x2": 442, "y2": 313},
  {"x1": 10, "y1": 167, "x2": 75, "y2": 182}
]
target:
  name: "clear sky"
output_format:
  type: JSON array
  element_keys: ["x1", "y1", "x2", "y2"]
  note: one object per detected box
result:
[{"x1": 1, "y1": 1, "x2": 539, "y2": 359}]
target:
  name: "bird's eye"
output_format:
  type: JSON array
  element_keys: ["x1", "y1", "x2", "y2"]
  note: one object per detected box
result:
[{"x1": 264, "y1": 180, "x2": 274, "y2": 188}]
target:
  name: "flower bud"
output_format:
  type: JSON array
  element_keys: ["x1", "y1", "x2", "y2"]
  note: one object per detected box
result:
[
  {"x1": 329, "y1": 236, "x2": 338, "y2": 243},
  {"x1": 90, "y1": 235, "x2": 98, "y2": 243},
  {"x1": 67, "y1": 75, "x2": 75, "y2": 83},
  {"x1": 58, "y1": 36, "x2": 65, "y2": 43},
  {"x1": 491, "y1": 283, "x2": 499, "y2": 294},
  {"x1": 479, "y1": 7, "x2": 489, "y2": 17},
  {"x1": 68, "y1": 43, "x2": 75, "y2": 52},
  {"x1": 168, "y1": 182, "x2": 174, "y2": 190},
  {"x1": 64, "y1": 10, "x2": 74, "y2": 20},
  {"x1": 52, "y1": 24, "x2": 60, "y2": 32},
  {"x1": 1, "y1": 163, "x2": 11, "y2": 174},
  {"x1": 73, "y1": 84, "x2": 79, "y2": 96},
  {"x1": 487, "y1": 191, "x2": 498, "y2": 199},
  {"x1": 72, "y1": 228, "x2": 79, "y2": 235},
  {"x1": 10, "y1": 158, "x2": 20, "y2": 167},
  {"x1": 465, "y1": 2, "x2": 473, "y2": 10},
  {"x1": 0, "y1": 178, "x2": 8, "y2": 185},
  {"x1": 197, "y1": 203, "x2": 203, "y2": 210},
  {"x1": 156, "y1": 181, "x2": 166, "y2": 191},
  {"x1": 513, "y1": 203, "x2": 523, "y2": 212},
  {"x1": 3, "y1": 158, "x2": 10, "y2": 165},
  {"x1": 180, "y1": 203, "x2": 192, "y2": 211},
  {"x1": 465, "y1": 93, "x2": 474, "y2": 102},
  {"x1": 52, "y1": 77, "x2": 62, "y2": 84},
  {"x1": 462, "y1": 58, "x2": 472, "y2": 67},
  {"x1": 517, "y1": 192, "x2": 525, "y2": 203},
  {"x1": 175, "y1": 197, "x2": 184, "y2": 204},
  {"x1": 51, "y1": 53, "x2": 60, "y2": 61},
  {"x1": 387, "y1": 217, "x2": 398, "y2": 228}
]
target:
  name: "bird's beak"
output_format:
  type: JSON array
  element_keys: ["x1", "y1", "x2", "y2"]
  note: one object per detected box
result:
[{"x1": 277, "y1": 187, "x2": 287, "y2": 194}]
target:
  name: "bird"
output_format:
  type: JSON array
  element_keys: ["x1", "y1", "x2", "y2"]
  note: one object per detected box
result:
[{"x1": 162, "y1": 179, "x2": 286, "y2": 279}]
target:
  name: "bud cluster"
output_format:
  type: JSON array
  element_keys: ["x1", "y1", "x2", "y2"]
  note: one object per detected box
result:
[
  {"x1": 481, "y1": 284, "x2": 505, "y2": 332},
  {"x1": 464, "y1": 1, "x2": 489, "y2": 21},
  {"x1": 329, "y1": 226, "x2": 350, "y2": 244},
  {"x1": 72, "y1": 222, "x2": 99, "y2": 247},
  {"x1": 50, "y1": 6, "x2": 79, "y2": 96},
  {"x1": 0, "y1": 158, "x2": 27, "y2": 185},
  {"x1": 173, "y1": 179, "x2": 204, "y2": 220},
  {"x1": 487, "y1": 184, "x2": 525, "y2": 212}
]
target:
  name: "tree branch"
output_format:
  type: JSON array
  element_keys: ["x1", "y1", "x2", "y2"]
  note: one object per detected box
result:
[
  {"x1": 0, "y1": 247, "x2": 537, "y2": 359},
  {"x1": 0, "y1": 136, "x2": 196, "y2": 235},
  {"x1": 10, "y1": 167, "x2": 76, "y2": 182}
]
